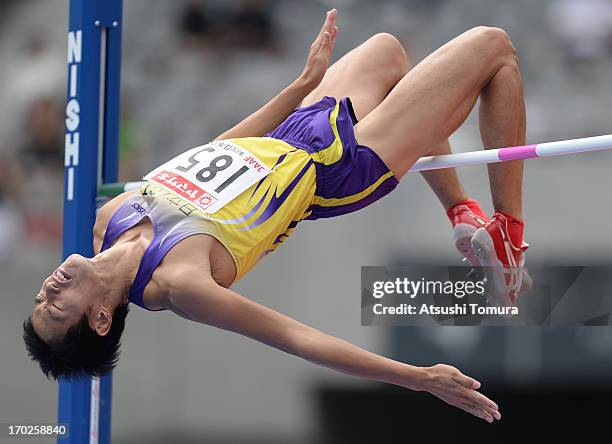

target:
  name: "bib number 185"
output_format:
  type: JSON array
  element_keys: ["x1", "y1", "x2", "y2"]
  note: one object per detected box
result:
[
  {"x1": 176, "y1": 147, "x2": 250, "y2": 193},
  {"x1": 144, "y1": 141, "x2": 271, "y2": 214}
]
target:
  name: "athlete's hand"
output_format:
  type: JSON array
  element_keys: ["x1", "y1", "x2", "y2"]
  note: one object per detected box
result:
[
  {"x1": 299, "y1": 9, "x2": 338, "y2": 89},
  {"x1": 422, "y1": 364, "x2": 501, "y2": 423}
]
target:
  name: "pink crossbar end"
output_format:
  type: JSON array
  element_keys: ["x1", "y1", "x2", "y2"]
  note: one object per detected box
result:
[{"x1": 498, "y1": 144, "x2": 538, "y2": 161}]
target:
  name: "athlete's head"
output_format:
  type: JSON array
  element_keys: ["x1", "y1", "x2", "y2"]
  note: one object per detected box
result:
[{"x1": 22, "y1": 254, "x2": 129, "y2": 380}]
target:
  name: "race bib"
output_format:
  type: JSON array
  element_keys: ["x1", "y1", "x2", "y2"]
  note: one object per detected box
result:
[{"x1": 143, "y1": 140, "x2": 271, "y2": 214}]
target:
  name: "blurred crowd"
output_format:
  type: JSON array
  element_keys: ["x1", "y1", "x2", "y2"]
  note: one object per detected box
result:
[
  {"x1": 178, "y1": 0, "x2": 278, "y2": 52},
  {"x1": 0, "y1": 0, "x2": 280, "y2": 258},
  {"x1": 0, "y1": 0, "x2": 611, "y2": 260}
]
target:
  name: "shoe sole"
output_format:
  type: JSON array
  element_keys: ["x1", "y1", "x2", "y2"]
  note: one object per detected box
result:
[
  {"x1": 471, "y1": 228, "x2": 515, "y2": 309},
  {"x1": 453, "y1": 223, "x2": 481, "y2": 268}
]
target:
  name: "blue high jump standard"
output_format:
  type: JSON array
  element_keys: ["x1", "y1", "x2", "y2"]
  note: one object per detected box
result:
[{"x1": 60, "y1": 1, "x2": 123, "y2": 443}]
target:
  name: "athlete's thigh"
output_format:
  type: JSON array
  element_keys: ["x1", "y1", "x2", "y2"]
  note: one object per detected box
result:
[
  {"x1": 355, "y1": 27, "x2": 515, "y2": 178},
  {"x1": 302, "y1": 34, "x2": 409, "y2": 120}
]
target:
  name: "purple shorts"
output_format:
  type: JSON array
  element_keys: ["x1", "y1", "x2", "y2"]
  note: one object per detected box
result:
[{"x1": 266, "y1": 96, "x2": 399, "y2": 219}]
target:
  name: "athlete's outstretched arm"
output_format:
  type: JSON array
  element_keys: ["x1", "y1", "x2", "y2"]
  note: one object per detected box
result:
[
  {"x1": 214, "y1": 10, "x2": 338, "y2": 141},
  {"x1": 164, "y1": 277, "x2": 501, "y2": 423}
]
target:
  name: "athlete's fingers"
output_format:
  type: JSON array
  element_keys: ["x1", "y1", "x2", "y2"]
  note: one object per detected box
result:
[
  {"x1": 453, "y1": 373, "x2": 481, "y2": 390},
  {"x1": 329, "y1": 26, "x2": 338, "y2": 51},
  {"x1": 316, "y1": 30, "x2": 336, "y2": 61},
  {"x1": 311, "y1": 16, "x2": 326, "y2": 48},
  {"x1": 465, "y1": 394, "x2": 501, "y2": 420},
  {"x1": 459, "y1": 402, "x2": 494, "y2": 423},
  {"x1": 324, "y1": 9, "x2": 337, "y2": 42},
  {"x1": 448, "y1": 373, "x2": 499, "y2": 418},
  {"x1": 453, "y1": 382, "x2": 499, "y2": 418},
  {"x1": 327, "y1": 9, "x2": 337, "y2": 28},
  {"x1": 315, "y1": 9, "x2": 336, "y2": 44},
  {"x1": 321, "y1": 32, "x2": 330, "y2": 48},
  {"x1": 466, "y1": 388, "x2": 498, "y2": 411},
  {"x1": 311, "y1": 12, "x2": 333, "y2": 55}
]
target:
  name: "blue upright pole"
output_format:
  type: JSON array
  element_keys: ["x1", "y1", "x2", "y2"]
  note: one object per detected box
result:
[{"x1": 60, "y1": 1, "x2": 122, "y2": 443}]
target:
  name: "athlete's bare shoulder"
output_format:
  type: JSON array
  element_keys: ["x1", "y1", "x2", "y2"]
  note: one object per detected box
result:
[{"x1": 93, "y1": 190, "x2": 138, "y2": 253}]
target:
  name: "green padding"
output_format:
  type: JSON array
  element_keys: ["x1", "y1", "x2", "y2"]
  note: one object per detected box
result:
[
  {"x1": 98, "y1": 182, "x2": 127, "y2": 197},
  {"x1": 98, "y1": 181, "x2": 142, "y2": 197}
]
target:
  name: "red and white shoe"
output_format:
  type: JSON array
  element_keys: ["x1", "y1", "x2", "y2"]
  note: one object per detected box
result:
[
  {"x1": 471, "y1": 211, "x2": 532, "y2": 308},
  {"x1": 447, "y1": 199, "x2": 490, "y2": 268}
]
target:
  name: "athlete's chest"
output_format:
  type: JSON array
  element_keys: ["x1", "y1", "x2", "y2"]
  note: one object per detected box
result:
[
  {"x1": 158, "y1": 234, "x2": 236, "y2": 287},
  {"x1": 95, "y1": 192, "x2": 236, "y2": 305},
  {"x1": 140, "y1": 234, "x2": 235, "y2": 309}
]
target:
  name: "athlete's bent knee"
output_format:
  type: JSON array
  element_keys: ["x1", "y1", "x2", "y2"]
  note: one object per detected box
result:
[
  {"x1": 468, "y1": 26, "x2": 519, "y2": 65},
  {"x1": 369, "y1": 32, "x2": 404, "y2": 52},
  {"x1": 368, "y1": 32, "x2": 410, "y2": 79},
  {"x1": 482, "y1": 27, "x2": 515, "y2": 53}
]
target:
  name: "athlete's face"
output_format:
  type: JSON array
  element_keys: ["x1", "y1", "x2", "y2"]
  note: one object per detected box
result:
[{"x1": 31, "y1": 254, "x2": 102, "y2": 344}]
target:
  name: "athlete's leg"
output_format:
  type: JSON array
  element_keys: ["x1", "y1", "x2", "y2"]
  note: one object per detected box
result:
[
  {"x1": 421, "y1": 140, "x2": 469, "y2": 210},
  {"x1": 302, "y1": 32, "x2": 408, "y2": 118},
  {"x1": 303, "y1": 33, "x2": 469, "y2": 210},
  {"x1": 480, "y1": 65, "x2": 526, "y2": 218},
  {"x1": 354, "y1": 26, "x2": 525, "y2": 218}
]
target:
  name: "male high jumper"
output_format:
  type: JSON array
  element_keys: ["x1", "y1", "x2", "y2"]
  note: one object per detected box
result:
[{"x1": 25, "y1": 10, "x2": 533, "y2": 423}]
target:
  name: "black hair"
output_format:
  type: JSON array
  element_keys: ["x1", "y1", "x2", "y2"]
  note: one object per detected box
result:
[{"x1": 23, "y1": 304, "x2": 129, "y2": 380}]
